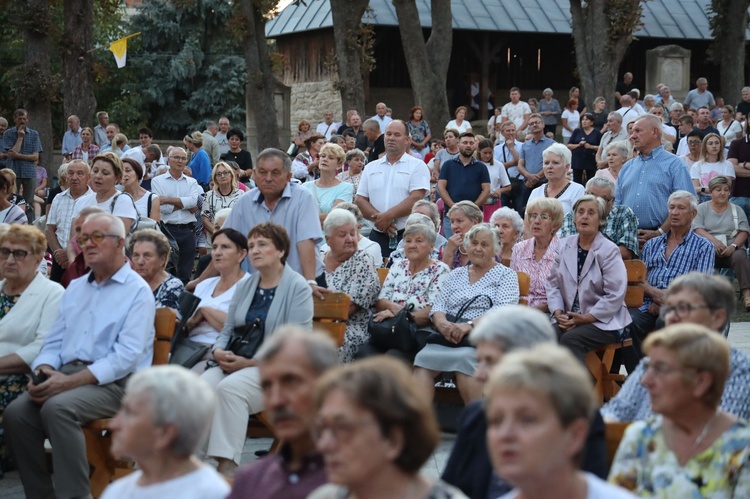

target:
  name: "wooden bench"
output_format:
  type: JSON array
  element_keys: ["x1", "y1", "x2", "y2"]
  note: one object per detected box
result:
[
  {"x1": 85, "y1": 307, "x2": 177, "y2": 497},
  {"x1": 605, "y1": 421, "x2": 631, "y2": 467},
  {"x1": 377, "y1": 267, "x2": 389, "y2": 286},
  {"x1": 586, "y1": 260, "x2": 646, "y2": 405}
]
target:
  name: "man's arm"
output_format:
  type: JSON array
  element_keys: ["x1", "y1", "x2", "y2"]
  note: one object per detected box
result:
[
  {"x1": 518, "y1": 112, "x2": 531, "y2": 132},
  {"x1": 297, "y1": 239, "x2": 318, "y2": 281},
  {"x1": 729, "y1": 158, "x2": 750, "y2": 178},
  {"x1": 475, "y1": 182, "x2": 491, "y2": 206},
  {"x1": 516, "y1": 157, "x2": 532, "y2": 178},
  {"x1": 436, "y1": 179, "x2": 454, "y2": 209}
]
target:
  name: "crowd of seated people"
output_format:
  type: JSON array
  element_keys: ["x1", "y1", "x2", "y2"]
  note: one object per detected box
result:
[{"x1": 4, "y1": 83, "x2": 750, "y2": 498}]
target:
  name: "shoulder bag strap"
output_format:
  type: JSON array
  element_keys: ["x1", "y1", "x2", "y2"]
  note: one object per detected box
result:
[
  {"x1": 723, "y1": 121, "x2": 736, "y2": 136},
  {"x1": 454, "y1": 294, "x2": 493, "y2": 321},
  {"x1": 731, "y1": 203, "x2": 740, "y2": 239},
  {"x1": 146, "y1": 192, "x2": 153, "y2": 216}
]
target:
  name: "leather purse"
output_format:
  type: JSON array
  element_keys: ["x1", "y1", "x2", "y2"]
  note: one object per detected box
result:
[
  {"x1": 425, "y1": 295, "x2": 493, "y2": 348},
  {"x1": 169, "y1": 291, "x2": 209, "y2": 368},
  {"x1": 368, "y1": 304, "x2": 418, "y2": 352},
  {"x1": 226, "y1": 318, "x2": 265, "y2": 359}
]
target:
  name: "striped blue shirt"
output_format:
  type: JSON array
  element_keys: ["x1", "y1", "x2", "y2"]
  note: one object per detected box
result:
[
  {"x1": 615, "y1": 146, "x2": 694, "y2": 229},
  {"x1": 639, "y1": 229, "x2": 714, "y2": 312}
]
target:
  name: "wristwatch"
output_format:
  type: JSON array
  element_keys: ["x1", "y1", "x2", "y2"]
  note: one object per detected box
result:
[
  {"x1": 657, "y1": 227, "x2": 665, "y2": 236},
  {"x1": 467, "y1": 320, "x2": 474, "y2": 328}
]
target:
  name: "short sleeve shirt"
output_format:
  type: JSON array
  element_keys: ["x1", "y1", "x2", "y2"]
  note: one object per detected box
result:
[{"x1": 438, "y1": 157, "x2": 491, "y2": 205}]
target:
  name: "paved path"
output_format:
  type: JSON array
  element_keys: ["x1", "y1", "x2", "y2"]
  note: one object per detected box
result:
[{"x1": 3, "y1": 323, "x2": 750, "y2": 497}]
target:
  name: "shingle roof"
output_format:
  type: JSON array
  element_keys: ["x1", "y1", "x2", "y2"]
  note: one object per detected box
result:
[{"x1": 266, "y1": 0, "x2": 740, "y2": 41}]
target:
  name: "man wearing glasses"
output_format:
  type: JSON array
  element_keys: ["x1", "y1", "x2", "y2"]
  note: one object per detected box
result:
[
  {"x1": 151, "y1": 147, "x2": 204, "y2": 283},
  {"x1": 515, "y1": 113, "x2": 554, "y2": 214},
  {"x1": 5, "y1": 212, "x2": 155, "y2": 499},
  {"x1": 560, "y1": 177, "x2": 639, "y2": 260},
  {"x1": 602, "y1": 272, "x2": 750, "y2": 423}
]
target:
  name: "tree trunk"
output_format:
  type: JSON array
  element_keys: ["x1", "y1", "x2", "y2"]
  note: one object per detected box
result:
[
  {"x1": 393, "y1": 0, "x2": 452, "y2": 130},
  {"x1": 23, "y1": 0, "x2": 54, "y2": 175},
  {"x1": 710, "y1": 0, "x2": 750, "y2": 104},
  {"x1": 62, "y1": 0, "x2": 97, "y2": 126},
  {"x1": 569, "y1": 0, "x2": 643, "y2": 111},
  {"x1": 330, "y1": 0, "x2": 369, "y2": 121},
  {"x1": 240, "y1": 0, "x2": 280, "y2": 150}
]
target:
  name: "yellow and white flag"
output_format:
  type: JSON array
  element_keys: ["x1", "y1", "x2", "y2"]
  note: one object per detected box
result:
[{"x1": 108, "y1": 33, "x2": 141, "y2": 68}]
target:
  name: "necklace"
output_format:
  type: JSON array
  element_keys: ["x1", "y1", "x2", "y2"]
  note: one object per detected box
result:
[{"x1": 692, "y1": 411, "x2": 720, "y2": 449}]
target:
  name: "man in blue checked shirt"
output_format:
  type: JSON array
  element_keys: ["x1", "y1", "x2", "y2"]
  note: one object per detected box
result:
[
  {"x1": 3, "y1": 109, "x2": 42, "y2": 221},
  {"x1": 626, "y1": 190, "x2": 714, "y2": 371},
  {"x1": 615, "y1": 114, "x2": 695, "y2": 247}
]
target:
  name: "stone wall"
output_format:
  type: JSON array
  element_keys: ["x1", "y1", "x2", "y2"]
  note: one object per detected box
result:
[{"x1": 289, "y1": 80, "x2": 342, "y2": 134}]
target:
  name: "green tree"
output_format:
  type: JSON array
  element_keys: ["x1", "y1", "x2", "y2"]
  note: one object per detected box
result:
[
  {"x1": 127, "y1": 0, "x2": 247, "y2": 138},
  {"x1": 708, "y1": 0, "x2": 750, "y2": 104}
]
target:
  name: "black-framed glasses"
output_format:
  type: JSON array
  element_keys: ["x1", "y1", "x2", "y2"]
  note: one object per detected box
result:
[
  {"x1": 78, "y1": 233, "x2": 121, "y2": 246},
  {"x1": 0, "y1": 248, "x2": 28, "y2": 260},
  {"x1": 170, "y1": 156, "x2": 188, "y2": 162},
  {"x1": 215, "y1": 171, "x2": 231, "y2": 177},
  {"x1": 659, "y1": 303, "x2": 710, "y2": 319}
]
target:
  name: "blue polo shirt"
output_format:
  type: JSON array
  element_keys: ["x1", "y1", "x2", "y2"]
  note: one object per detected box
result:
[
  {"x1": 439, "y1": 156, "x2": 491, "y2": 205},
  {"x1": 519, "y1": 135, "x2": 555, "y2": 176}
]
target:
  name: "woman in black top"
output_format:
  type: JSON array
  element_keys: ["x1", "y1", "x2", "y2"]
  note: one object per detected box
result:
[{"x1": 220, "y1": 128, "x2": 253, "y2": 183}]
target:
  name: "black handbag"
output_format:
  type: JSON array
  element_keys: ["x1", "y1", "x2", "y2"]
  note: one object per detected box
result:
[
  {"x1": 425, "y1": 295, "x2": 493, "y2": 348},
  {"x1": 226, "y1": 318, "x2": 265, "y2": 359},
  {"x1": 169, "y1": 291, "x2": 209, "y2": 368},
  {"x1": 368, "y1": 304, "x2": 418, "y2": 352}
]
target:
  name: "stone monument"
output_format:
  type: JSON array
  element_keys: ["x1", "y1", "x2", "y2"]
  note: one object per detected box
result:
[{"x1": 645, "y1": 45, "x2": 691, "y2": 101}]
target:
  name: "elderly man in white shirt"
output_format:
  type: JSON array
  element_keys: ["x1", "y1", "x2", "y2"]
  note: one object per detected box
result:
[{"x1": 355, "y1": 120, "x2": 430, "y2": 257}]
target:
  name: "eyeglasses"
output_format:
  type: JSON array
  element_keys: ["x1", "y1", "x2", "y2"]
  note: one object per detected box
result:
[
  {"x1": 0, "y1": 248, "x2": 28, "y2": 260},
  {"x1": 687, "y1": 141, "x2": 702, "y2": 146},
  {"x1": 528, "y1": 213, "x2": 551, "y2": 221},
  {"x1": 78, "y1": 233, "x2": 121, "y2": 246},
  {"x1": 215, "y1": 171, "x2": 230, "y2": 177},
  {"x1": 311, "y1": 419, "x2": 377, "y2": 442},
  {"x1": 170, "y1": 156, "x2": 188, "y2": 162},
  {"x1": 643, "y1": 360, "x2": 694, "y2": 378},
  {"x1": 659, "y1": 303, "x2": 710, "y2": 319}
]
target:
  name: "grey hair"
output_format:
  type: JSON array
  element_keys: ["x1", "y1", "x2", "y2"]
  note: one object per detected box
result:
[
  {"x1": 708, "y1": 175, "x2": 731, "y2": 192},
  {"x1": 256, "y1": 325, "x2": 338, "y2": 375},
  {"x1": 345, "y1": 148, "x2": 366, "y2": 163},
  {"x1": 543, "y1": 88, "x2": 553, "y2": 96},
  {"x1": 66, "y1": 159, "x2": 90, "y2": 175},
  {"x1": 334, "y1": 202, "x2": 364, "y2": 226},
  {"x1": 323, "y1": 208, "x2": 358, "y2": 235},
  {"x1": 697, "y1": 77, "x2": 708, "y2": 85},
  {"x1": 603, "y1": 140, "x2": 630, "y2": 161},
  {"x1": 542, "y1": 142, "x2": 572, "y2": 165},
  {"x1": 257, "y1": 148, "x2": 293, "y2": 173},
  {"x1": 214, "y1": 208, "x2": 232, "y2": 224},
  {"x1": 362, "y1": 118, "x2": 381, "y2": 133},
  {"x1": 57, "y1": 162, "x2": 70, "y2": 181},
  {"x1": 660, "y1": 86, "x2": 671, "y2": 95},
  {"x1": 463, "y1": 223, "x2": 501, "y2": 254},
  {"x1": 0, "y1": 117, "x2": 7, "y2": 127},
  {"x1": 125, "y1": 365, "x2": 216, "y2": 457},
  {"x1": 145, "y1": 144, "x2": 162, "y2": 158},
  {"x1": 607, "y1": 112, "x2": 623, "y2": 123},
  {"x1": 403, "y1": 213, "x2": 437, "y2": 246},
  {"x1": 668, "y1": 190, "x2": 698, "y2": 212},
  {"x1": 743, "y1": 86, "x2": 750, "y2": 94},
  {"x1": 585, "y1": 176, "x2": 616, "y2": 197},
  {"x1": 669, "y1": 102, "x2": 684, "y2": 112},
  {"x1": 447, "y1": 200, "x2": 483, "y2": 224},
  {"x1": 412, "y1": 199, "x2": 441, "y2": 230},
  {"x1": 644, "y1": 94, "x2": 655, "y2": 104},
  {"x1": 470, "y1": 306, "x2": 556, "y2": 350},
  {"x1": 489, "y1": 207, "x2": 524, "y2": 235},
  {"x1": 573, "y1": 195, "x2": 607, "y2": 228},
  {"x1": 666, "y1": 272, "x2": 734, "y2": 329},
  {"x1": 82, "y1": 211, "x2": 125, "y2": 238}
]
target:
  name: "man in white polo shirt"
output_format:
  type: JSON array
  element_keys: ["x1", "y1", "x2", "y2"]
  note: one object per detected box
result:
[{"x1": 355, "y1": 120, "x2": 430, "y2": 257}]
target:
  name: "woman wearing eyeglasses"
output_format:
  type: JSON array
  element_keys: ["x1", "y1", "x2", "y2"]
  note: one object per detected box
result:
[
  {"x1": 0, "y1": 225, "x2": 64, "y2": 474},
  {"x1": 201, "y1": 162, "x2": 244, "y2": 241},
  {"x1": 510, "y1": 197, "x2": 563, "y2": 313},
  {"x1": 609, "y1": 324, "x2": 750, "y2": 497},
  {"x1": 526, "y1": 144, "x2": 585, "y2": 217}
]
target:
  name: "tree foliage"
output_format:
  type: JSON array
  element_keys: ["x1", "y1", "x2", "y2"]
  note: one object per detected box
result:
[
  {"x1": 569, "y1": 0, "x2": 644, "y2": 108},
  {"x1": 127, "y1": 0, "x2": 247, "y2": 138},
  {"x1": 707, "y1": 0, "x2": 750, "y2": 104}
]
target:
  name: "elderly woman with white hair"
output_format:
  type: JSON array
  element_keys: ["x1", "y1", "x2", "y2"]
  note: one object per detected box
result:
[
  {"x1": 490, "y1": 207, "x2": 523, "y2": 266},
  {"x1": 322, "y1": 209, "x2": 380, "y2": 363},
  {"x1": 527, "y1": 143, "x2": 585, "y2": 215},
  {"x1": 359, "y1": 214, "x2": 450, "y2": 360},
  {"x1": 101, "y1": 365, "x2": 230, "y2": 498},
  {"x1": 442, "y1": 306, "x2": 609, "y2": 498},
  {"x1": 485, "y1": 345, "x2": 635, "y2": 499},
  {"x1": 538, "y1": 88, "x2": 562, "y2": 137},
  {"x1": 320, "y1": 202, "x2": 381, "y2": 266},
  {"x1": 595, "y1": 140, "x2": 629, "y2": 184},
  {"x1": 414, "y1": 224, "x2": 519, "y2": 403},
  {"x1": 388, "y1": 200, "x2": 447, "y2": 264}
]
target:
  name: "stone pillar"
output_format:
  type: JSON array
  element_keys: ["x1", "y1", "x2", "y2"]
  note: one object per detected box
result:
[
  {"x1": 289, "y1": 80, "x2": 343, "y2": 135},
  {"x1": 645, "y1": 45, "x2": 691, "y2": 102}
]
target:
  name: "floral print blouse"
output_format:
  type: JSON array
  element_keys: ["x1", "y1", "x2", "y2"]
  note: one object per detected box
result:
[
  {"x1": 510, "y1": 236, "x2": 559, "y2": 308},
  {"x1": 609, "y1": 416, "x2": 750, "y2": 497},
  {"x1": 378, "y1": 259, "x2": 450, "y2": 311}
]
